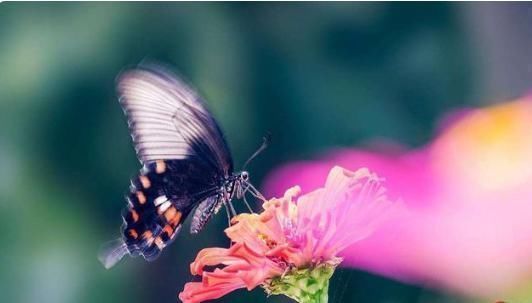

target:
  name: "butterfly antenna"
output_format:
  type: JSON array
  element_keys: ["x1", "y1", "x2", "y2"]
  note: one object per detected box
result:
[{"x1": 242, "y1": 132, "x2": 271, "y2": 170}]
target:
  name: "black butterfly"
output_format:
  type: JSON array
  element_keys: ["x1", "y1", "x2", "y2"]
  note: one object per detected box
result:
[{"x1": 99, "y1": 65, "x2": 266, "y2": 268}]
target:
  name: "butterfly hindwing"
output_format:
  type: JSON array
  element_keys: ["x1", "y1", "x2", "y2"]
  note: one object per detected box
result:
[{"x1": 122, "y1": 159, "x2": 221, "y2": 261}]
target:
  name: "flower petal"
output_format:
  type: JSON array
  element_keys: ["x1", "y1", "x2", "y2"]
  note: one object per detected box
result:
[
  {"x1": 180, "y1": 243, "x2": 284, "y2": 303},
  {"x1": 179, "y1": 280, "x2": 244, "y2": 303}
]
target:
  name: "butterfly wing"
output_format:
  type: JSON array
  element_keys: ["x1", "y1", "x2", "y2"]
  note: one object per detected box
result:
[
  {"x1": 117, "y1": 65, "x2": 233, "y2": 175},
  {"x1": 100, "y1": 66, "x2": 232, "y2": 268}
]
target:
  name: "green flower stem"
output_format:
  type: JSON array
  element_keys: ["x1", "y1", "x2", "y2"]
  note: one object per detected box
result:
[{"x1": 263, "y1": 259, "x2": 341, "y2": 303}]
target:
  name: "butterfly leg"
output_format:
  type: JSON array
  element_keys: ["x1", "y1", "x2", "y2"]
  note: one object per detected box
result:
[
  {"x1": 223, "y1": 201, "x2": 232, "y2": 226},
  {"x1": 245, "y1": 183, "x2": 266, "y2": 201},
  {"x1": 227, "y1": 200, "x2": 237, "y2": 217},
  {"x1": 221, "y1": 201, "x2": 235, "y2": 247},
  {"x1": 221, "y1": 185, "x2": 237, "y2": 217},
  {"x1": 241, "y1": 191, "x2": 255, "y2": 213}
]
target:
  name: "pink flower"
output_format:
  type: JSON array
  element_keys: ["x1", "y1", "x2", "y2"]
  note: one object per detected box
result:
[
  {"x1": 179, "y1": 166, "x2": 397, "y2": 303},
  {"x1": 263, "y1": 96, "x2": 532, "y2": 300}
]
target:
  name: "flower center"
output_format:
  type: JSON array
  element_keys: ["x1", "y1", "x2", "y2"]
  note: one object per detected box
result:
[{"x1": 258, "y1": 233, "x2": 278, "y2": 249}]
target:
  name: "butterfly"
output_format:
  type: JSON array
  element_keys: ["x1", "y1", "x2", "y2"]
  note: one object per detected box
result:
[{"x1": 99, "y1": 65, "x2": 267, "y2": 269}]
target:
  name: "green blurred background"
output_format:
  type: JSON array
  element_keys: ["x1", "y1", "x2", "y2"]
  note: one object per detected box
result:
[{"x1": 1, "y1": 3, "x2": 531, "y2": 303}]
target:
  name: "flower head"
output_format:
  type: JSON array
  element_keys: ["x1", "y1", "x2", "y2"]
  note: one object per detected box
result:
[
  {"x1": 179, "y1": 166, "x2": 397, "y2": 303},
  {"x1": 262, "y1": 96, "x2": 532, "y2": 299}
]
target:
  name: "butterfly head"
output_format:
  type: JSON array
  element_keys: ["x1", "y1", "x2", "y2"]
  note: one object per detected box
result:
[
  {"x1": 240, "y1": 171, "x2": 249, "y2": 182},
  {"x1": 229, "y1": 171, "x2": 249, "y2": 200}
]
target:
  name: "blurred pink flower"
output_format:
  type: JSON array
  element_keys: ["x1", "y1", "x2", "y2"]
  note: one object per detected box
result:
[
  {"x1": 263, "y1": 96, "x2": 532, "y2": 300},
  {"x1": 179, "y1": 166, "x2": 397, "y2": 303}
]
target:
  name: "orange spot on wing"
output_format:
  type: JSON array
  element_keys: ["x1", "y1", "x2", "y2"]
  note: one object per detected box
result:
[
  {"x1": 136, "y1": 191, "x2": 146, "y2": 204},
  {"x1": 155, "y1": 160, "x2": 166, "y2": 174},
  {"x1": 130, "y1": 210, "x2": 139, "y2": 222},
  {"x1": 164, "y1": 207, "x2": 182, "y2": 226},
  {"x1": 164, "y1": 207, "x2": 176, "y2": 221},
  {"x1": 163, "y1": 225, "x2": 174, "y2": 237},
  {"x1": 139, "y1": 176, "x2": 151, "y2": 189},
  {"x1": 128, "y1": 229, "x2": 138, "y2": 239}
]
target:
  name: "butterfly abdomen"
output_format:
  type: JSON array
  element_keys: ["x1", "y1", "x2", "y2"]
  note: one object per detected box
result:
[{"x1": 121, "y1": 160, "x2": 185, "y2": 261}]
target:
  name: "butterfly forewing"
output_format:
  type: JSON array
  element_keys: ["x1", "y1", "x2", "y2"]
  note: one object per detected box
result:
[{"x1": 117, "y1": 66, "x2": 233, "y2": 174}]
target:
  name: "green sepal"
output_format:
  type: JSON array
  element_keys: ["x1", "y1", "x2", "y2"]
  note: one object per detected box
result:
[{"x1": 263, "y1": 258, "x2": 341, "y2": 303}]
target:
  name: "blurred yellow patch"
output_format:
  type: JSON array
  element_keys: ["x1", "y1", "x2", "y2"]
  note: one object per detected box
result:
[{"x1": 433, "y1": 97, "x2": 532, "y2": 193}]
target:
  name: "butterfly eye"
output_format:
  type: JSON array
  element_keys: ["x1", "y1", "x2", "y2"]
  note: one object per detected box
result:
[{"x1": 241, "y1": 171, "x2": 249, "y2": 181}]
